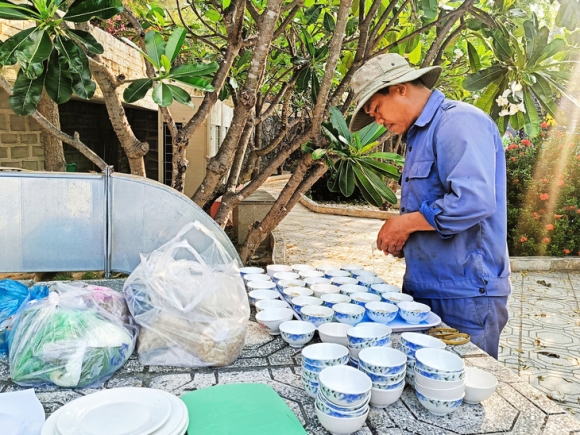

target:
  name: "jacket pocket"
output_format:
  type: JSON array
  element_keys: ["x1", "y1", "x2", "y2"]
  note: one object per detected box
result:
[{"x1": 408, "y1": 160, "x2": 434, "y2": 179}]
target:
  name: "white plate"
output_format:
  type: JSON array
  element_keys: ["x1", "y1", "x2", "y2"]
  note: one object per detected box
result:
[
  {"x1": 56, "y1": 388, "x2": 171, "y2": 435},
  {"x1": 43, "y1": 390, "x2": 187, "y2": 435},
  {"x1": 0, "y1": 412, "x2": 22, "y2": 435},
  {"x1": 385, "y1": 312, "x2": 442, "y2": 332}
]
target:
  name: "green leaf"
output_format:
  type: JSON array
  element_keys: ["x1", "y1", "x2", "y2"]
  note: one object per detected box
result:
[
  {"x1": 222, "y1": 0, "x2": 231, "y2": 8},
  {"x1": 339, "y1": 160, "x2": 355, "y2": 197},
  {"x1": 528, "y1": 26, "x2": 549, "y2": 66},
  {"x1": 304, "y1": 4, "x2": 322, "y2": 24},
  {"x1": 9, "y1": 69, "x2": 44, "y2": 116},
  {"x1": 0, "y1": 1, "x2": 38, "y2": 19},
  {"x1": 45, "y1": 49, "x2": 72, "y2": 105},
  {"x1": 312, "y1": 149, "x2": 327, "y2": 160},
  {"x1": 165, "y1": 28, "x2": 186, "y2": 64},
  {"x1": 530, "y1": 73, "x2": 552, "y2": 99},
  {"x1": 144, "y1": 31, "x2": 165, "y2": 69},
  {"x1": 121, "y1": 37, "x2": 158, "y2": 67},
  {"x1": 171, "y1": 76, "x2": 214, "y2": 92},
  {"x1": 168, "y1": 62, "x2": 219, "y2": 79},
  {"x1": 467, "y1": 42, "x2": 481, "y2": 73},
  {"x1": 236, "y1": 49, "x2": 252, "y2": 69},
  {"x1": 462, "y1": 65, "x2": 507, "y2": 91},
  {"x1": 311, "y1": 71, "x2": 320, "y2": 102},
  {"x1": 352, "y1": 163, "x2": 383, "y2": 206},
  {"x1": 0, "y1": 27, "x2": 36, "y2": 66},
  {"x1": 420, "y1": 0, "x2": 438, "y2": 20},
  {"x1": 360, "y1": 158, "x2": 400, "y2": 179},
  {"x1": 302, "y1": 28, "x2": 315, "y2": 58},
  {"x1": 407, "y1": 40, "x2": 422, "y2": 64},
  {"x1": 15, "y1": 29, "x2": 52, "y2": 79},
  {"x1": 530, "y1": 83, "x2": 562, "y2": 123},
  {"x1": 160, "y1": 54, "x2": 171, "y2": 74},
  {"x1": 367, "y1": 152, "x2": 405, "y2": 164},
  {"x1": 323, "y1": 12, "x2": 335, "y2": 32},
  {"x1": 123, "y1": 78, "x2": 153, "y2": 103},
  {"x1": 205, "y1": 8, "x2": 221, "y2": 22},
  {"x1": 523, "y1": 20, "x2": 535, "y2": 60},
  {"x1": 327, "y1": 160, "x2": 343, "y2": 192},
  {"x1": 474, "y1": 78, "x2": 502, "y2": 113},
  {"x1": 490, "y1": 29, "x2": 513, "y2": 60},
  {"x1": 522, "y1": 91, "x2": 540, "y2": 137},
  {"x1": 64, "y1": 0, "x2": 123, "y2": 22},
  {"x1": 541, "y1": 73, "x2": 580, "y2": 109},
  {"x1": 296, "y1": 67, "x2": 311, "y2": 92},
  {"x1": 65, "y1": 29, "x2": 104, "y2": 55},
  {"x1": 358, "y1": 162, "x2": 398, "y2": 204},
  {"x1": 54, "y1": 35, "x2": 84, "y2": 74},
  {"x1": 329, "y1": 106, "x2": 352, "y2": 145},
  {"x1": 509, "y1": 111, "x2": 524, "y2": 130},
  {"x1": 152, "y1": 82, "x2": 173, "y2": 107},
  {"x1": 357, "y1": 123, "x2": 385, "y2": 146},
  {"x1": 166, "y1": 83, "x2": 193, "y2": 107},
  {"x1": 67, "y1": 46, "x2": 95, "y2": 100},
  {"x1": 466, "y1": 18, "x2": 484, "y2": 31},
  {"x1": 346, "y1": 17, "x2": 358, "y2": 36},
  {"x1": 315, "y1": 45, "x2": 329, "y2": 62},
  {"x1": 536, "y1": 38, "x2": 566, "y2": 64}
]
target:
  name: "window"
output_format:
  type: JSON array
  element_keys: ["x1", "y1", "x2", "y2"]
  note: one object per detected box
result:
[{"x1": 163, "y1": 122, "x2": 183, "y2": 186}]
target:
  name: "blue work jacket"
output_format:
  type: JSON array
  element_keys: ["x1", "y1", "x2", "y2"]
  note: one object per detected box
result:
[{"x1": 400, "y1": 90, "x2": 511, "y2": 299}]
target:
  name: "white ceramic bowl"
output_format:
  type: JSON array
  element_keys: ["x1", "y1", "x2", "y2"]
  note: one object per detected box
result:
[
  {"x1": 304, "y1": 277, "x2": 332, "y2": 287},
  {"x1": 302, "y1": 343, "x2": 349, "y2": 367},
  {"x1": 333, "y1": 303, "x2": 365, "y2": 326},
  {"x1": 415, "y1": 379, "x2": 465, "y2": 401},
  {"x1": 311, "y1": 284, "x2": 340, "y2": 298},
  {"x1": 266, "y1": 264, "x2": 292, "y2": 277},
  {"x1": 360, "y1": 365, "x2": 406, "y2": 384},
  {"x1": 358, "y1": 347, "x2": 406, "y2": 375},
  {"x1": 255, "y1": 299, "x2": 290, "y2": 312},
  {"x1": 243, "y1": 273, "x2": 272, "y2": 284},
  {"x1": 381, "y1": 292, "x2": 413, "y2": 305},
  {"x1": 464, "y1": 367, "x2": 498, "y2": 404},
  {"x1": 315, "y1": 402, "x2": 369, "y2": 434},
  {"x1": 279, "y1": 320, "x2": 316, "y2": 348},
  {"x1": 370, "y1": 383, "x2": 404, "y2": 408},
  {"x1": 415, "y1": 366, "x2": 465, "y2": 382},
  {"x1": 299, "y1": 269, "x2": 325, "y2": 280},
  {"x1": 415, "y1": 348, "x2": 465, "y2": 374},
  {"x1": 348, "y1": 346, "x2": 361, "y2": 360},
  {"x1": 291, "y1": 263, "x2": 316, "y2": 272},
  {"x1": 316, "y1": 264, "x2": 341, "y2": 273},
  {"x1": 283, "y1": 287, "x2": 313, "y2": 302},
  {"x1": 330, "y1": 276, "x2": 359, "y2": 286},
  {"x1": 273, "y1": 271, "x2": 301, "y2": 283},
  {"x1": 247, "y1": 280, "x2": 277, "y2": 293},
  {"x1": 400, "y1": 332, "x2": 446, "y2": 353},
  {"x1": 239, "y1": 266, "x2": 265, "y2": 276},
  {"x1": 338, "y1": 284, "x2": 368, "y2": 296},
  {"x1": 352, "y1": 270, "x2": 377, "y2": 278},
  {"x1": 300, "y1": 305, "x2": 335, "y2": 328},
  {"x1": 365, "y1": 301, "x2": 398, "y2": 324},
  {"x1": 248, "y1": 289, "x2": 280, "y2": 305},
  {"x1": 398, "y1": 301, "x2": 431, "y2": 324},
  {"x1": 292, "y1": 296, "x2": 323, "y2": 313},
  {"x1": 321, "y1": 293, "x2": 351, "y2": 308},
  {"x1": 318, "y1": 365, "x2": 372, "y2": 407},
  {"x1": 278, "y1": 279, "x2": 306, "y2": 289},
  {"x1": 415, "y1": 390, "x2": 464, "y2": 416},
  {"x1": 350, "y1": 292, "x2": 381, "y2": 306},
  {"x1": 302, "y1": 378, "x2": 319, "y2": 398},
  {"x1": 414, "y1": 368, "x2": 465, "y2": 389},
  {"x1": 255, "y1": 308, "x2": 294, "y2": 335},
  {"x1": 341, "y1": 264, "x2": 365, "y2": 273},
  {"x1": 316, "y1": 392, "x2": 369, "y2": 416},
  {"x1": 318, "y1": 322, "x2": 351, "y2": 347},
  {"x1": 347, "y1": 324, "x2": 392, "y2": 348},
  {"x1": 325, "y1": 269, "x2": 352, "y2": 279},
  {"x1": 301, "y1": 366, "x2": 319, "y2": 383},
  {"x1": 357, "y1": 275, "x2": 384, "y2": 288},
  {"x1": 370, "y1": 283, "x2": 401, "y2": 295}
]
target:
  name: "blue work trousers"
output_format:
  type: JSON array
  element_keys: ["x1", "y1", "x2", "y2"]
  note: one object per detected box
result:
[{"x1": 412, "y1": 295, "x2": 509, "y2": 359}]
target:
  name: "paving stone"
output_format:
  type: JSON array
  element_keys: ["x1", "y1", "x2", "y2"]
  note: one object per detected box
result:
[
  {"x1": 243, "y1": 320, "x2": 276, "y2": 349},
  {"x1": 507, "y1": 382, "x2": 567, "y2": 415},
  {"x1": 543, "y1": 413, "x2": 580, "y2": 434},
  {"x1": 228, "y1": 357, "x2": 269, "y2": 368},
  {"x1": 187, "y1": 373, "x2": 217, "y2": 390},
  {"x1": 115, "y1": 356, "x2": 145, "y2": 374},
  {"x1": 495, "y1": 383, "x2": 554, "y2": 434},
  {"x1": 106, "y1": 376, "x2": 143, "y2": 388},
  {"x1": 464, "y1": 355, "x2": 522, "y2": 383},
  {"x1": 217, "y1": 368, "x2": 271, "y2": 384},
  {"x1": 271, "y1": 367, "x2": 303, "y2": 389},
  {"x1": 148, "y1": 373, "x2": 192, "y2": 394}
]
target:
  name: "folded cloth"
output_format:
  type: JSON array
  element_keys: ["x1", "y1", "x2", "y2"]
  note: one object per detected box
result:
[{"x1": 0, "y1": 389, "x2": 45, "y2": 435}]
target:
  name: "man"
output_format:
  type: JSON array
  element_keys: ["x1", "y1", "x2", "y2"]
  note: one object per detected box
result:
[{"x1": 349, "y1": 53, "x2": 511, "y2": 359}]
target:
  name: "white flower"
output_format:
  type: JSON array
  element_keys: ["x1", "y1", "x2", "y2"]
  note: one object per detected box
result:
[
  {"x1": 499, "y1": 109, "x2": 510, "y2": 117},
  {"x1": 510, "y1": 81, "x2": 523, "y2": 93},
  {"x1": 502, "y1": 88, "x2": 511, "y2": 98},
  {"x1": 508, "y1": 104, "x2": 519, "y2": 115},
  {"x1": 517, "y1": 102, "x2": 526, "y2": 113},
  {"x1": 338, "y1": 135, "x2": 348, "y2": 144},
  {"x1": 454, "y1": 49, "x2": 463, "y2": 59},
  {"x1": 496, "y1": 95, "x2": 509, "y2": 106}
]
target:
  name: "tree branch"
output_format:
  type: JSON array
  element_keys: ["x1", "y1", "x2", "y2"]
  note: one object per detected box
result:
[
  {"x1": 371, "y1": 0, "x2": 412, "y2": 51},
  {"x1": 433, "y1": 22, "x2": 466, "y2": 65},
  {"x1": 273, "y1": 2, "x2": 304, "y2": 40}
]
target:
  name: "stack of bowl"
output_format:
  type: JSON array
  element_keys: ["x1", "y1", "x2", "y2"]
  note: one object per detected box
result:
[
  {"x1": 346, "y1": 324, "x2": 392, "y2": 365},
  {"x1": 358, "y1": 347, "x2": 407, "y2": 408},
  {"x1": 315, "y1": 365, "x2": 371, "y2": 435},
  {"x1": 413, "y1": 348, "x2": 465, "y2": 416},
  {"x1": 301, "y1": 343, "x2": 349, "y2": 399},
  {"x1": 399, "y1": 332, "x2": 446, "y2": 386}
]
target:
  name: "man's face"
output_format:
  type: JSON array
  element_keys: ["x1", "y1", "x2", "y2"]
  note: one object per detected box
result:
[{"x1": 363, "y1": 85, "x2": 413, "y2": 135}]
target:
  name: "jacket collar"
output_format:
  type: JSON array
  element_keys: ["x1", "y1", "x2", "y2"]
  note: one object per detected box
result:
[{"x1": 413, "y1": 89, "x2": 445, "y2": 128}]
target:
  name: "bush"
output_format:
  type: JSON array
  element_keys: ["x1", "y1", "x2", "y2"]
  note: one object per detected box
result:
[{"x1": 506, "y1": 123, "x2": 580, "y2": 257}]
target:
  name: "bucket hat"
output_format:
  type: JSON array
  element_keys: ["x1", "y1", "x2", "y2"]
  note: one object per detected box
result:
[{"x1": 349, "y1": 53, "x2": 442, "y2": 132}]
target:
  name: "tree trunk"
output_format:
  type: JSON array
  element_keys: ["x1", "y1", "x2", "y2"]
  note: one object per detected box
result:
[{"x1": 37, "y1": 91, "x2": 66, "y2": 172}]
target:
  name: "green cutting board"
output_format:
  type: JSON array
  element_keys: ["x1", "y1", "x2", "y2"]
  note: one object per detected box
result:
[{"x1": 181, "y1": 383, "x2": 307, "y2": 435}]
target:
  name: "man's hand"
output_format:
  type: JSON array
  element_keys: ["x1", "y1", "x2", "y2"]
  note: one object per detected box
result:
[{"x1": 377, "y1": 212, "x2": 436, "y2": 256}]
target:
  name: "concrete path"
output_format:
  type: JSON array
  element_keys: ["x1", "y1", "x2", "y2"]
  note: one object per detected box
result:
[{"x1": 263, "y1": 179, "x2": 580, "y2": 420}]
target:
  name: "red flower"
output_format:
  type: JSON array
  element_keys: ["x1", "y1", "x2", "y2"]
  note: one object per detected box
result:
[
  {"x1": 541, "y1": 122, "x2": 549, "y2": 129},
  {"x1": 577, "y1": 209, "x2": 580, "y2": 214},
  {"x1": 521, "y1": 139, "x2": 531, "y2": 146},
  {"x1": 520, "y1": 236, "x2": 528, "y2": 242},
  {"x1": 542, "y1": 178, "x2": 549, "y2": 183},
  {"x1": 558, "y1": 180, "x2": 566, "y2": 187},
  {"x1": 510, "y1": 157, "x2": 517, "y2": 162},
  {"x1": 569, "y1": 206, "x2": 576, "y2": 210},
  {"x1": 540, "y1": 193, "x2": 549, "y2": 201},
  {"x1": 576, "y1": 155, "x2": 580, "y2": 161},
  {"x1": 507, "y1": 144, "x2": 518, "y2": 150},
  {"x1": 554, "y1": 215, "x2": 563, "y2": 220},
  {"x1": 563, "y1": 249, "x2": 570, "y2": 254},
  {"x1": 533, "y1": 212, "x2": 539, "y2": 220},
  {"x1": 519, "y1": 152, "x2": 525, "y2": 157},
  {"x1": 545, "y1": 224, "x2": 554, "y2": 231},
  {"x1": 513, "y1": 179, "x2": 519, "y2": 184},
  {"x1": 542, "y1": 237, "x2": 550, "y2": 243}
]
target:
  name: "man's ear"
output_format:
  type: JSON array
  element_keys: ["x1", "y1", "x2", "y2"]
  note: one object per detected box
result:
[{"x1": 396, "y1": 84, "x2": 408, "y2": 96}]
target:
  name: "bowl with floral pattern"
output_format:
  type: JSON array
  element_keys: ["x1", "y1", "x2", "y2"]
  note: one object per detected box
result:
[
  {"x1": 338, "y1": 284, "x2": 369, "y2": 297},
  {"x1": 315, "y1": 402, "x2": 369, "y2": 434},
  {"x1": 415, "y1": 366, "x2": 465, "y2": 382},
  {"x1": 372, "y1": 379, "x2": 405, "y2": 391},
  {"x1": 239, "y1": 266, "x2": 265, "y2": 277},
  {"x1": 282, "y1": 287, "x2": 313, "y2": 302},
  {"x1": 278, "y1": 278, "x2": 306, "y2": 291},
  {"x1": 398, "y1": 301, "x2": 431, "y2": 324},
  {"x1": 255, "y1": 299, "x2": 290, "y2": 312},
  {"x1": 365, "y1": 301, "x2": 399, "y2": 324},
  {"x1": 360, "y1": 366, "x2": 406, "y2": 384},
  {"x1": 291, "y1": 263, "x2": 316, "y2": 273},
  {"x1": 330, "y1": 276, "x2": 359, "y2": 286},
  {"x1": 318, "y1": 365, "x2": 372, "y2": 407},
  {"x1": 352, "y1": 270, "x2": 377, "y2": 279},
  {"x1": 370, "y1": 383, "x2": 404, "y2": 408},
  {"x1": 333, "y1": 303, "x2": 365, "y2": 326},
  {"x1": 310, "y1": 283, "x2": 340, "y2": 299},
  {"x1": 304, "y1": 277, "x2": 332, "y2": 288},
  {"x1": 300, "y1": 305, "x2": 335, "y2": 328},
  {"x1": 302, "y1": 343, "x2": 349, "y2": 367},
  {"x1": 369, "y1": 283, "x2": 401, "y2": 295},
  {"x1": 415, "y1": 348, "x2": 465, "y2": 374},
  {"x1": 291, "y1": 295, "x2": 323, "y2": 313},
  {"x1": 299, "y1": 269, "x2": 325, "y2": 280},
  {"x1": 266, "y1": 264, "x2": 292, "y2": 278},
  {"x1": 347, "y1": 324, "x2": 392, "y2": 348},
  {"x1": 357, "y1": 275, "x2": 384, "y2": 289},
  {"x1": 358, "y1": 347, "x2": 407, "y2": 375},
  {"x1": 400, "y1": 332, "x2": 446, "y2": 353},
  {"x1": 381, "y1": 292, "x2": 413, "y2": 305},
  {"x1": 301, "y1": 366, "x2": 320, "y2": 383},
  {"x1": 320, "y1": 293, "x2": 351, "y2": 308},
  {"x1": 340, "y1": 264, "x2": 364, "y2": 274},
  {"x1": 279, "y1": 320, "x2": 316, "y2": 348},
  {"x1": 415, "y1": 389, "x2": 464, "y2": 416},
  {"x1": 316, "y1": 391, "x2": 370, "y2": 416},
  {"x1": 273, "y1": 271, "x2": 301, "y2": 283},
  {"x1": 350, "y1": 292, "x2": 381, "y2": 307},
  {"x1": 248, "y1": 288, "x2": 279, "y2": 305},
  {"x1": 325, "y1": 269, "x2": 352, "y2": 279},
  {"x1": 302, "y1": 378, "x2": 319, "y2": 399},
  {"x1": 243, "y1": 273, "x2": 273, "y2": 284}
]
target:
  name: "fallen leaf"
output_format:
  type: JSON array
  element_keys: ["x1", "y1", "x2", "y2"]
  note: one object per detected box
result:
[
  {"x1": 547, "y1": 390, "x2": 566, "y2": 402},
  {"x1": 515, "y1": 348, "x2": 524, "y2": 353},
  {"x1": 538, "y1": 351, "x2": 561, "y2": 359},
  {"x1": 538, "y1": 375, "x2": 545, "y2": 381},
  {"x1": 564, "y1": 378, "x2": 573, "y2": 383}
]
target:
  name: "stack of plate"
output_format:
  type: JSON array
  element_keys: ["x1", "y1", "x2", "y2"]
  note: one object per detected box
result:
[{"x1": 41, "y1": 388, "x2": 188, "y2": 435}]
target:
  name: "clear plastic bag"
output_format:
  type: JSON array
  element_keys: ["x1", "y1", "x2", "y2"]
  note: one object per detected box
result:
[
  {"x1": 8, "y1": 285, "x2": 137, "y2": 388},
  {"x1": 123, "y1": 221, "x2": 250, "y2": 367}
]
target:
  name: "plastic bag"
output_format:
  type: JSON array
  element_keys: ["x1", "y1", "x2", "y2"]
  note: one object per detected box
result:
[
  {"x1": 0, "y1": 280, "x2": 49, "y2": 354},
  {"x1": 123, "y1": 221, "x2": 250, "y2": 367},
  {"x1": 8, "y1": 286, "x2": 137, "y2": 388}
]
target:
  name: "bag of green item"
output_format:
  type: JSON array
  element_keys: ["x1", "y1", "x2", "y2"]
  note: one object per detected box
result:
[{"x1": 8, "y1": 286, "x2": 137, "y2": 388}]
